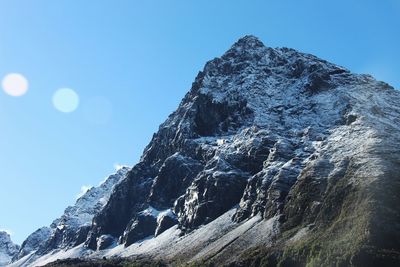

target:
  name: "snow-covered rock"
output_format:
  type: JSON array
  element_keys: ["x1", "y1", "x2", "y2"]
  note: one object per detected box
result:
[
  {"x1": 11, "y1": 35, "x2": 400, "y2": 266},
  {"x1": 12, "y1": 166, "x2": 130, "y2": 266},
  {"x1": 82, "y1": 36, "x2": 400, "y2": 266},
  {"x1": 13, "y1": 227, "x2": 51, "y2": 260},
  {"x1": 0, "y1": 231, "x2": 19, "y2": 266}
]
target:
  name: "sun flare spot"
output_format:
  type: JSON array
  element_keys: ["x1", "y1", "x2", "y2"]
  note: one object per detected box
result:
[
  {"x1": 2, "y1": 73, "x2": 29, "y2": 96},
  {"x1": 52, "y1": 88, "x2": 79, "y2": 113}
]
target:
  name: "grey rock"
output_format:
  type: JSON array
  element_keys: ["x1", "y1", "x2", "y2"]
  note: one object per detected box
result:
[
  {"x1": 96, "y1": 235, "x2": 116, "y2": 250},
  {"x1": 149, "y1": 153, "x2": 203, "y2": 209},
  {"x1": 155, "y1": 212, "x2": 178, "y2": 237},
  {"x1": 14, "y1": 227, "x2": 51, "y2": 260},
  {"x1": 122, "y1": 211, "x2": 158, "y2": 247},
  {"x1": 12, "y1": 35, "x2": 400, "y2": 267},
  {"x1": 0, "y1": 231, "x2": 19, "y2": 266}
]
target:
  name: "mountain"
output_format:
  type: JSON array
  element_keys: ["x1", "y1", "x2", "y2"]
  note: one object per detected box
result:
[
  {"x1": 10, "y1": 167, "x2": 130, "y2": 266},
  {"x1": 11, "y1": 36, "x2": 400, "y2": 267},
  {"x1": 0, "y1": 231, "x2": 19, "y2": 266}
]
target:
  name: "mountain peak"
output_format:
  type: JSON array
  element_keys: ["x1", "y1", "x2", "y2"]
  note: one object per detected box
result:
[
  {"x1": 9, "y1": 37, "x2": 400, "y2": 267},
  {"x1": 232, "y1": 35, "x2": 265, "y2": 49}
]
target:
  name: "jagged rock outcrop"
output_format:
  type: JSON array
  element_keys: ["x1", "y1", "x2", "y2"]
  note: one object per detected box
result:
[
  {"x1": 11, "y1": 36, "x2": 400, "y2": 267},
  {"x1": 13, "y1": 227, "x2": 52, "y2": 260},
  {"x1": 12, "y1": 167, "x2": 130, "y2": 265},
  {"x1": 155, "y1": 210, "x2": 178, "y2": 237},
  {"x1": 86, "y1": 35, "x2": 355, "y2": 246},
  {"x1": 41, "y1": 166, "x2": 130, "y2": 251},
  {"x1": 0, "y1": 231, "x2": 19, "y2": 266},
  {"x1": 80, "y1": 36, "x2": 400, "y2": 266}
]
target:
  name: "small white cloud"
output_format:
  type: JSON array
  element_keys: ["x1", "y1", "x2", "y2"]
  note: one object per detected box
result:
[
  {"x1": 76, "y1": 185, "x2": 92, "y2": 199},
  {"x1": 114, "y1": 163, "x2": 126, "y2": 171},
  {"x1": 98, "y1": 164, "x2": 130, "y2": 186}
]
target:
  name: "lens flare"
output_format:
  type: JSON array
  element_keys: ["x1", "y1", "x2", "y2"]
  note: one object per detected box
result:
[
  {"x1": 2, "y1": 73, "x2": 29, "y2": 96},
  {"x1": 52, "y1": 88, "x2": 79, "y2": 113}
]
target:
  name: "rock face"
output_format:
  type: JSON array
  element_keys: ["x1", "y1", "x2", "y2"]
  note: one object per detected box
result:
[
  {"x1": 81, "y1": 36, "x2": 400, "y2": 266},
  {"x1": 11, "y1": 36, "x2": 400, "y2": 266},
  {"x1": 155, "y1": 210, "x2": 178, "y2": 237},
  {"x1": 12, "y1": 167, "x2": 130, "y2": 264},
  {"x1": 0, "y1": 231, "x2": 19, "y2": 266},
  {"x1": 86, "y1": 35, "x2": 359, "y2": 247},
  {"x1": 13, "y1": 227, "x2": 52, "y2": 260}
]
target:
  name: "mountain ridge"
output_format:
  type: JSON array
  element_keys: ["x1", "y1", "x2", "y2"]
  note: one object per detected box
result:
[
  {"x1": 8, "y1": 167, "x2": 130, "y2": 266},
  {"x1": 8, "y1": 35, "x2": 400, "y2": 267},
  {"x1": 0, "y1": 231, "x2": 19, "y2": 266}
]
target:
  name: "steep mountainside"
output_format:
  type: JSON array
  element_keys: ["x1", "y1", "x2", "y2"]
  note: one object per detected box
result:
[
  {"x1": 11, "y1": 167, "x2": 130, "y2": 266},
  {"x1": 0, "y1": 231, "x2": 19, "y2": 266},
  {"x1": 11, "y1": 36, "x2": 400, "y2": 267}
]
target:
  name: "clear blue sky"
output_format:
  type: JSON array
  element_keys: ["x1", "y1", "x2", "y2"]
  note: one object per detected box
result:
[{"x1": 0, "y1": 0, "x2": 399, "y2": 244}]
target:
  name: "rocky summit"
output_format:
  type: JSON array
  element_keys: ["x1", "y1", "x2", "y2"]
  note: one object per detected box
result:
[{"x1": 7, "y1": 36, "x2": 400, "y2": 267}]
